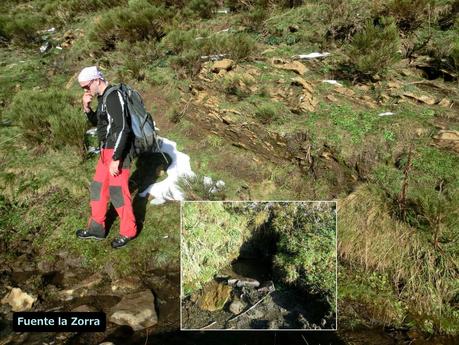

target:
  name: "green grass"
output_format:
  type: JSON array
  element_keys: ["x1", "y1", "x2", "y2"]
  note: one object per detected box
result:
[
  {"x1": 181, "y1": 202, "x2": 250, "y2": 294},
  {"x1": 0, "y1": 123, "x2": 180, "y2": 277}
]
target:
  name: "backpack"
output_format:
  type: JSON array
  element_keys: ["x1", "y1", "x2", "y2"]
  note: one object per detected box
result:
[{"x1": 103, "y1": 84, "x2": 167, "y2": 163}]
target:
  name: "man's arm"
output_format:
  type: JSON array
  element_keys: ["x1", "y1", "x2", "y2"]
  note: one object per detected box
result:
[
  {"x1": 83, "y1": 92, "x2": 97, "y2": 126},
  {"x1": 85, "y1": 109, "x2": 98, "y2": 126}
]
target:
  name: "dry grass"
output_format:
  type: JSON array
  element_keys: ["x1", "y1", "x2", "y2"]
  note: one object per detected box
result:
[{"x1": 339, "y1": 184, "x2": 458, "y2": 327}]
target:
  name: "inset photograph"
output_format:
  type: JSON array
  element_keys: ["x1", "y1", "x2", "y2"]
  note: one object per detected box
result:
[{"x1": 181, "y1": 201, "x2": 337, "y2": 330}]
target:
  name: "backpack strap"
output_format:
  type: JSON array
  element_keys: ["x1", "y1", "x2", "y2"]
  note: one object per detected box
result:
[{"x1": 101, "y1": 84, "x2": 122, "y2": 113}]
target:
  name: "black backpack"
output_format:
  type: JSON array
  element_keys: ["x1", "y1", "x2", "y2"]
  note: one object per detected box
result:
[{"x1": 103, "y1": 84, "x2": 167, "y2": 162}]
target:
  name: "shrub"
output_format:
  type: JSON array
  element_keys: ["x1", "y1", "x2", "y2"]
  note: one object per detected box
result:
[
  {"x1": 110, "y1": 40, "x2": 159, "y2": 81},
  {"x1": 186, "y1": 0, "x2": 218, "y2": 19},
  {"x1": 42, "y1": 0, "x2": 128, "y2": 25},
  {"x1": 6, "y1": 88, "x2": 86, "y2": 153},
  {"x1": 1, "y1": 12, "x2": 44, "y2": 44},
  {"x1": 161, "y1": 29, "x2": 256, "y2": 76},
  {"x1": 271, "y1": 203, "x2": 336, "y2": 304},
  {"x1": 88, "y1": 1, "x2": 170, "y2": 51},
  {"x1": 322, "y1": 0, "x2": 378, "y2": 42},
  {"x1": 347, "y1": 17, "x2": 400, "y2": 77},
  {"x1": 240, "y1": 6, "x2": 269, "y2": 32},
  {"x1": 386, "y1": 0, "x2": 436, "y2": 32},
  {"x1": 254, "y1": 102, "x2": 284, "y2": 124},
  {"x1": 220, "y1": 72, "x2": 255, "y2": 99},
  {"x1": 225, "y1": 33, "x2": 257, "y2": 61}
]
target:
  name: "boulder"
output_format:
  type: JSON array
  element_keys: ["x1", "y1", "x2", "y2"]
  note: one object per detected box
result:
[
  {"x1": 1, "y1": 288, "x2": 36, "y2": 311},
  {"x1": 274, "y1": 60, "x2": 307, "y2": 75},
  {"x1": 433, "y1": 130, "x2": 459, "y2": 154},
  {"x1": 438, "y1": 97, "x2": 453, "y2": 108},
  {"x1": 109, "y1": 290, "x2": 157, "y2": 331},
  {"x1": 403, "y1": 91, "x2": 436, "y2": 105},
  {"x1": 211, "y1": 59, "x2": 234, "y2": 73},
  {"x1": 291, "y1": 77, "x2": 313, "y2": 93}
]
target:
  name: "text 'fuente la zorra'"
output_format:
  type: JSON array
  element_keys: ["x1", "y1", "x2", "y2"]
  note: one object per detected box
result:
[{"x1": 13, "y1": 312, "x2": 106, "y2": 332}]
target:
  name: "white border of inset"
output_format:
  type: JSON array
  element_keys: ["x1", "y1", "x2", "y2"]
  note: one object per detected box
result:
[{"x1": 179, "y1": 200, "x2": 338, "y2": 331}]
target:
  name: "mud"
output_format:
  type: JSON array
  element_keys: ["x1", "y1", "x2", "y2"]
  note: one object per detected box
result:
[{"x1": 182, "y1": 258, "x2": 335, "y2": 330}]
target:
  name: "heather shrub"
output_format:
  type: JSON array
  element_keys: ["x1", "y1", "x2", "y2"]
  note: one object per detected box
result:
[
  {"x1": 6, "y1": 88, "x2": 86, "y2": 152},
  {"x1": 186, "y1": 0, "x2": 218, "y2": 19},
  {"x1": 386, "y1": 0, "x2": 436, "y2": 32},
  {"x1": 42, "y1": 0, "x2": 128, "y2": 25},
  {"x1": 162, "y1": 29, "x2": 256, "y2": 76},
  {"x1": 87, "y1": 1, "x2": 170, "y2": 51},
  {"x1": 1, "y1": 12, "x2": 44, "y2": 44},
  {"x1": 347, "y1": 17, "x2": 400, "y2": 77}
]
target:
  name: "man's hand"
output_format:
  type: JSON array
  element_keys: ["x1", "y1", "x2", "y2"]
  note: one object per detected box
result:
[
  {"x1": 83, "y1": 92, "x2": 93, "y2": 113},
  {"x1": 109, "y1": 160, "x2": 120, "y2": 177}
]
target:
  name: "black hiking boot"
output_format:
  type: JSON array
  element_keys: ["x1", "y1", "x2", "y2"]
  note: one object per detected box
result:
[
  {"x1": 111, "y1": 236, "x2": 133, "y2": 249},
  {"x1": 76, "y1": 220, "x2": 105, "y2": 240}
]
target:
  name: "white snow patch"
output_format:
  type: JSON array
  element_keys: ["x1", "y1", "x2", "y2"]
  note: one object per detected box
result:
[
  {"x1": 322, "y1": 80, "x2": 342, "y2": 86},
  {"x1": 139, "y1": 138, "x2": 195, "y2": 205},
  {"x1": 293, "y1": 52, "x2": 330, "y2": 60}
]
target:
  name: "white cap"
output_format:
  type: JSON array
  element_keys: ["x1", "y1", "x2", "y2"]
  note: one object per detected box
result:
[{"x1": 77, "y1": 66, "x2": 105, "y2": 83}]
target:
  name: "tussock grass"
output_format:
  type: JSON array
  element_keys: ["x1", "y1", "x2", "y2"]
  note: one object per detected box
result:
[
  {"x1": 181, "y1": 202, "x2": 250, "y2": 294},
  {"x1": 339, "y1": 184, "x2": 459, "y2": 333}
]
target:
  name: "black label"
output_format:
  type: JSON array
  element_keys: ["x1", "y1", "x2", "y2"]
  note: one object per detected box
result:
[{"x1": 13, "y1": 312, "x2": 106, "y2": 332}]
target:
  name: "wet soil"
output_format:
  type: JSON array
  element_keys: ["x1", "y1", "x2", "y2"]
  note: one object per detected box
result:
[
  {"x1": 181, "y1": 258, "x2": 335, "y2": 330},
  {"x1": 0, "y1": 248, "x2": 180, "y2": 345}
]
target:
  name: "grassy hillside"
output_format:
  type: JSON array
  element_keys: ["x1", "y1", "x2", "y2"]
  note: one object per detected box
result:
[{"x1": 0, "y1": 0, "x2": 458, "y2": 338}]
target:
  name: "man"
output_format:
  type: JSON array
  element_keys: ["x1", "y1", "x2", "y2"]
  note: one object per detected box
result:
[{"x1": 76, "y1": 66, "x2": 137, "y2": 248}]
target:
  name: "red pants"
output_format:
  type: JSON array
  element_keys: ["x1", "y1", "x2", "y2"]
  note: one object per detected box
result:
[{"x1": 88, "y1": 148, "x2": 137, "y2": 238}]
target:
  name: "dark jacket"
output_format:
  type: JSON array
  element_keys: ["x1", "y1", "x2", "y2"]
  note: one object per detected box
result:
[{"x1": 85, "y1": 85, "x2": 133, "y2": 163}]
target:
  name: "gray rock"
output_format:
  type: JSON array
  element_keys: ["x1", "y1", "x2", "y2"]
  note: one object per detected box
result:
[
  {"x1": 71, "y1": 305, "x2": 98, "y2": 313},
  {"x1": 109, "y1": 290, "x2": 157, "y2": 331},
  {"x1": 236, "y1": 278, "x2": 260, "y2": 288},
  {"x1": 228, "y1": 299, "x2": 245, "y2": 315},
  {"x1": 111, "y1": 277, "x2": 142, "y2": 293}
]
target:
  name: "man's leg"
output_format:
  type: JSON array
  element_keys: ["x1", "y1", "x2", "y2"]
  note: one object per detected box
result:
[
  {"x1": 109, "y1": 167, "x2": 137, "y2": 240},
  {"x1": 77, "y1": 151, "x2": 110, "y2": 239},
  {"x1": 89, "y1": 154, "x2": 110, "y2": 228}
]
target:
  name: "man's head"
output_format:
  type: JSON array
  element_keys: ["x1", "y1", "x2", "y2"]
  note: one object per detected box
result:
[{"x1": 78, "y1": 66, "x2": 106, "y2": 96}]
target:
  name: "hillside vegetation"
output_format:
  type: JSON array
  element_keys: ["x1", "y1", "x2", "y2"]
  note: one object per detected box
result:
[{"x1": 0, "y1": 0, "x2": 458, "y2": 338}]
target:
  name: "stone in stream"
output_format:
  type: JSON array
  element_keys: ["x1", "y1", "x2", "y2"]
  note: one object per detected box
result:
[
  {"x1": 196, "y1": 281, "x2": 232, "y2": 312},
  {"x1": 109, "y1": 290, "x2": 157, "y2": 331},
  {"x1": 236, "y1": 278, "x2": 260, "y2": 288},
  {"x1": 228, "y1": 299, "x2": 245, "y2": 315},
  {"x1": 257, "y1": 280, "x2": 275, "y2": 293},
  {"x1": 1, "y1": 288, "x2": 36, "y2": 311}
]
